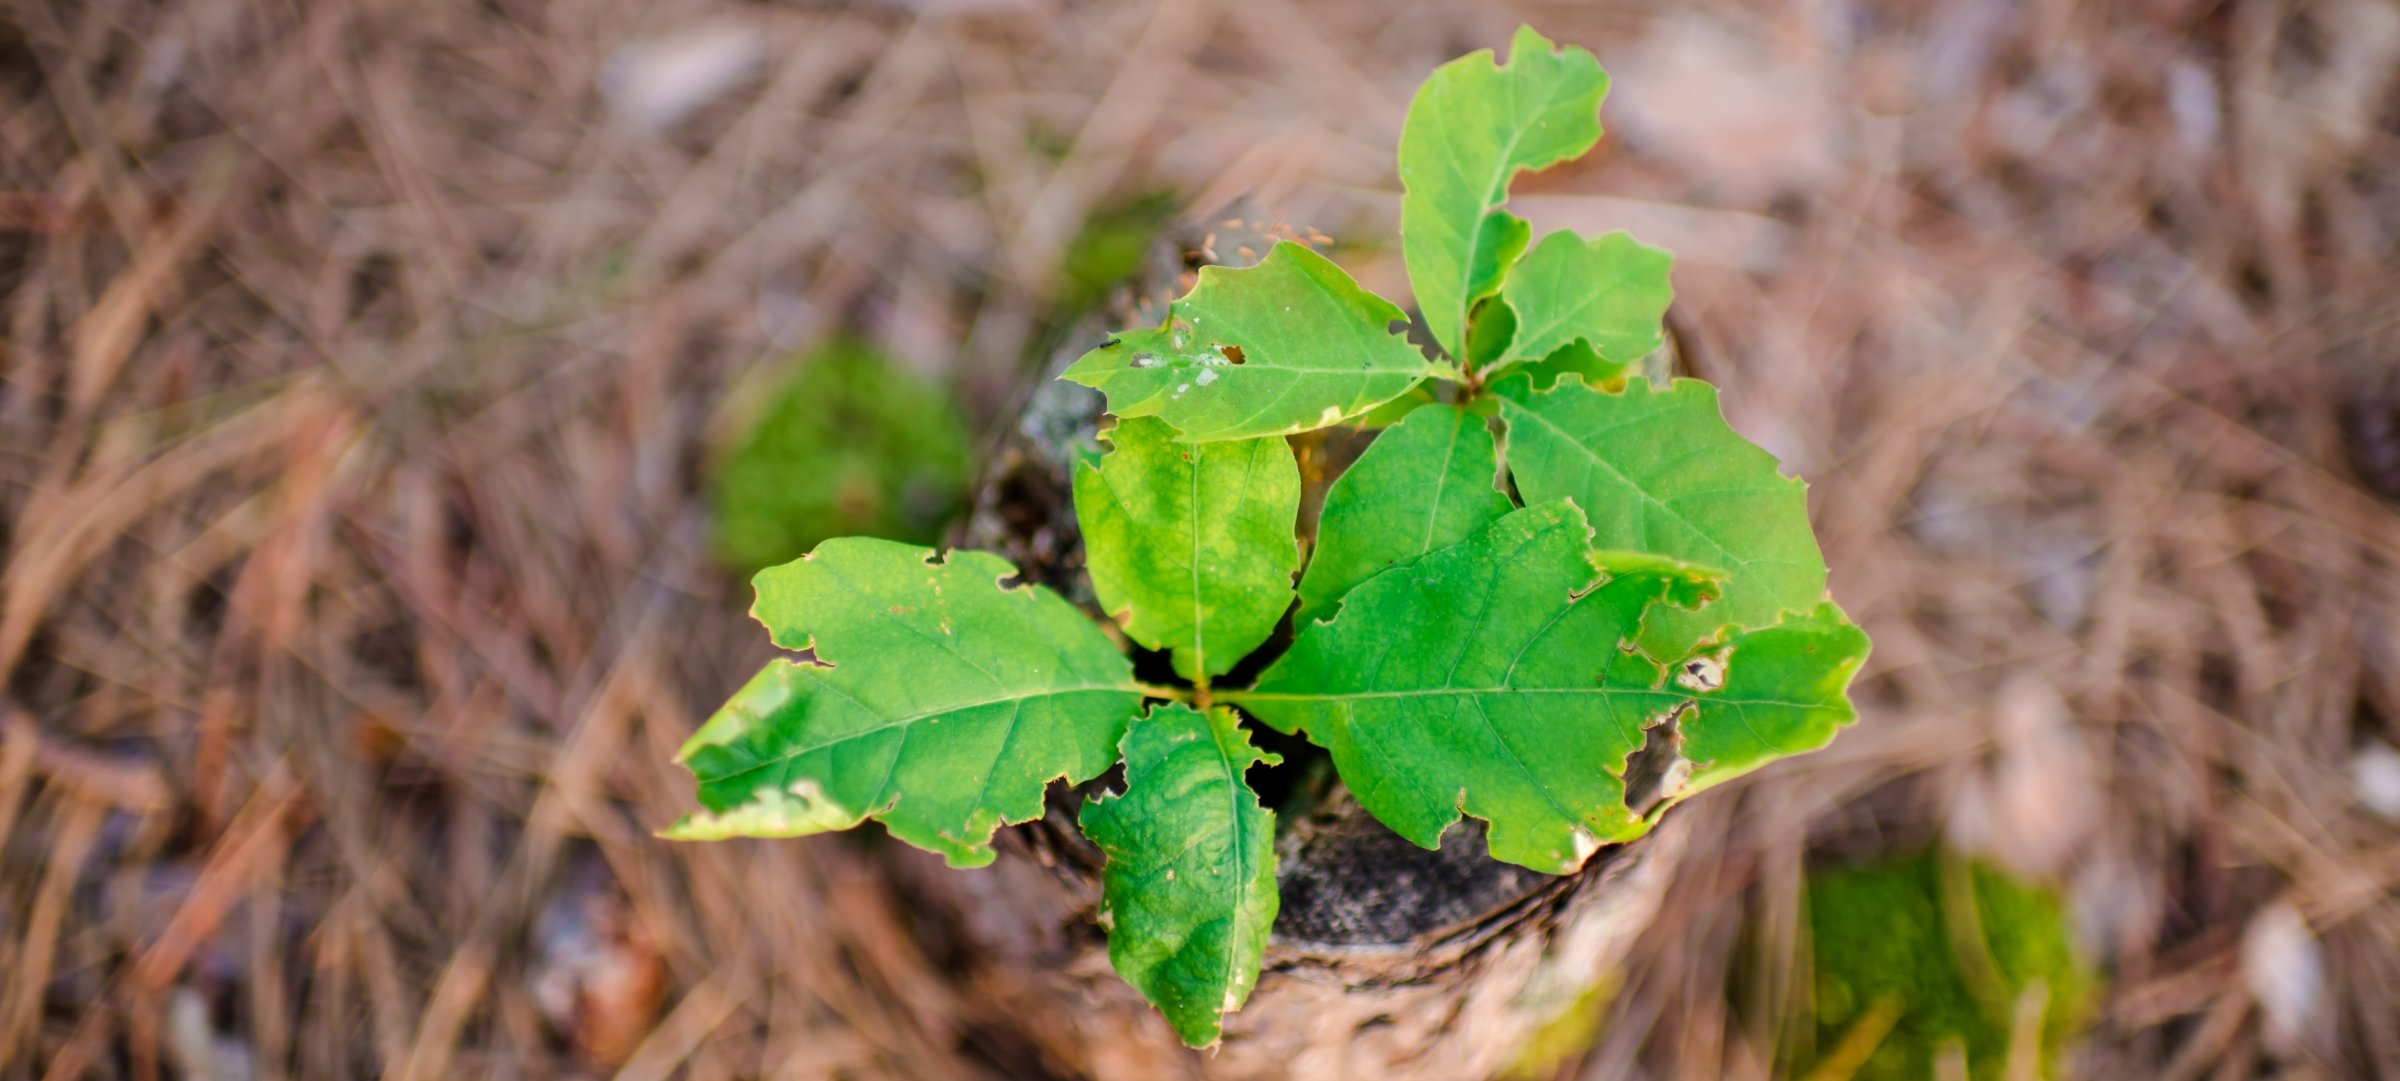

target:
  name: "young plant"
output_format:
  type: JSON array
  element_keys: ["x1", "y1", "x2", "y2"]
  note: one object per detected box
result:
[{"x1": 667, "y1": 27, "x2": 1870, "y2": 1048}]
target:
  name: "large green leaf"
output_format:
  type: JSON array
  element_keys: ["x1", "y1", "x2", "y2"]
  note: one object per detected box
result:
[
  {"x1": 1294, "y1": 403, "x2": 1512, "y2": 626},
  {"x1": 1492, "y1": 230, "x2": 1673, "y2": 372},
  {"x1": 666, "y1": 538, "x2": 1142, "y2": 867},
  {"x1": 1080, "y1": 705, "x2": 1280, "y2": 1048},
  {"x1": 1062, "y1": 241, "x2": 1443, "y2": 442},
  {"x1": 1231, "y1": 500, "x2": 1866, "y2": 874},
  {"x1": 1073, "y1": 417, "x2": 1300, "y2": 681},
  {"x1": 1497, "y1": 376, "x2": 1828, "y2": 656},
  {"x1": 1400, "y1": 26, "x2": 1609, "y2": 358}
]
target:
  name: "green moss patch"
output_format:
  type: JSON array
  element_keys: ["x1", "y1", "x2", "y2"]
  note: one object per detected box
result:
[
  {"x1": 708, "y1": 340, "x2": 970, "y2": 572},
  {"x1": 1799, "y1": 852, "x2": 2093, "y2": 1080}
]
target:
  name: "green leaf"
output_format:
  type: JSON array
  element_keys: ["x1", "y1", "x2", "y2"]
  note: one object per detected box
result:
[
  {"x1": 1062, "y1": 241, "x2": 1444, "y2": 442},
  {"x1": 1463, "y1": 295, "x2": 1519, "y2": 369},
  {"x1": 1352, "y1": 379, "x2": 1440, "y2": 429},
  {"x1": 1400, "y1": 26, "x2": 1609, "y2": 358},
  {"x1": 1515, "y1": 339, "x2": 1635, "y2": 393},
  {"x1": 1294, "y1": 404, "x2": 1512, "y2": 626},
  {"x1": 1496, "y1": 376, "x2": 1828, "y2": 656},
  {"x1": 1073, "y1": 418, "x2": 1301, "y2": 681},
  {"x1": 1232, "y1": 500, "x2": 1866, "y2": 874},
  {"x1": 669, "y1": 538, "x2": 1142, "y2": 867},
  {"x1": 1491, "y1": 230, "x2": 1673, "y2": 372},
  {"x1": 1672, "y1": 601, "x2": 1870, "y2": 795},
  {"x1": 1080, "y1": 705, "x2": 1281, "y2": 1048}
]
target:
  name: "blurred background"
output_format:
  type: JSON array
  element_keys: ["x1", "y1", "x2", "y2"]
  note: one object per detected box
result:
[{"x1": 6, "y1": 0, "x2": 2400, "y2": 1077}]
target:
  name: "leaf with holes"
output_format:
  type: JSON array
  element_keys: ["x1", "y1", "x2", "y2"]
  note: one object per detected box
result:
[
  {"x1": 1062, "y1": 241, "x2": 1446, "y2": 442},
  {"x1": 672, "y1": 28, "x2": 1877, "y2": 1031},
  {"x1": 1497, "y1": 375, "x2": 1828, "y2": 656},
  {"x1": 1400, "y1": 26, "x2": 1610, "y2": 358},
  {"x1": 1232, "y1": 500, "x2": 1866, "y2": 874},
  {"x1": 1074, "y1": 418, "x2": 1301, "y2": 681},
  {"x1": 1081, "y1": 705, "x2": 1281, "y2": 1047},
  {"x1": 1295, "y1": 403, "x2": 1512, "y2": 626},
  {"x1": 1490, "y1": 230, "x2": 1674, "y2": 373},
  {"x1": 666, "y1": 538, "x2": 1143, "y2": 867},
  {"x1": 1666, "y1": 600, "x2": 1869, "y2": 795}
]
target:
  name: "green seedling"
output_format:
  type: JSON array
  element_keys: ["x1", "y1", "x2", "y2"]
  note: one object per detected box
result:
[{"x1": 669, "y1": 27, "x2": 1868, "y2": 1047}]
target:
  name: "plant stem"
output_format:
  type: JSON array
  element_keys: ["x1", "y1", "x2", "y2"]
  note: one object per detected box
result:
[
  {"x1": 1132, "y1": 681, "x2": 1195, "y2": 703},
  {"x1": 1210, "y1": 689, "x2": 1302, "y2": 704}
]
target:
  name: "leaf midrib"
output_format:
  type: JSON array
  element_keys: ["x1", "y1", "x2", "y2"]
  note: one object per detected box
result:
[
  {"x1": 1417, "y1": 414, "x2": 1464, "y2": 553},
  {"x1": 1187, "y1": 443, "x2": 1206, "y2": 676},
  {"x1": 1504, "y1": 257, "x2": 1643, "y2": 365},
  {"x1": 1229, "y1": 687, "x2": 1825, "y2": 708},
  {"x1": 1106, "y1": 358, "x2": 1429, "y2": 377},
  {"x1": 1432, "y1": 60, "x2": 1583, "y2": 355},
  {"x1": 696, "y1": 682, "x2": 1139, "y2": 783},
  {"x1": 1208, "y1": 716, "x2": 1253, "y2": 1019}
]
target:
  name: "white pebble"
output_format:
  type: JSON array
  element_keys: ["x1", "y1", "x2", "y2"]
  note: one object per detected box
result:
[{"x1": 2353, "y1": 741, "x2": 2400, "y2": 819}]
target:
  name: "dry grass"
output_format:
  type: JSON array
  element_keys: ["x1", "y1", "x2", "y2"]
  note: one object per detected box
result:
[{"x1": 4, "y1": 0, "x2": 2400, "y2": 1077}]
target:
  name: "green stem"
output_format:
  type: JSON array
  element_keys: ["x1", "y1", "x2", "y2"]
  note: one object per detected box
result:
[
  {"x1": 1211, "y1": 689, "x2": 1294, "y2": 704},
  {"x1": 1132, "y1": 682, "x2": 1195, "y2": 703}
]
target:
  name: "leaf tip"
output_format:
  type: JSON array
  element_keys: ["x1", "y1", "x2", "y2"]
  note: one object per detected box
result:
[
  {"x1": 658, "y1": 778, "x2": 862, "y2": 842},
  {"x1": 940, "y1": 845, "x2": 1000, "y2": 870},
  {"x1": 1507, "y1": 24, "x2": 1557, "y2": 61}
]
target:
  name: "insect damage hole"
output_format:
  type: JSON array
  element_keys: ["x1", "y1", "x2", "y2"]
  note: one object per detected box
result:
[
  {"x1": 1675, "y1": 647, "x2": 1731, "y2": 692},
  {"x1": 1622, "y1": 702, "x2": 1694, "y2": 816}
]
